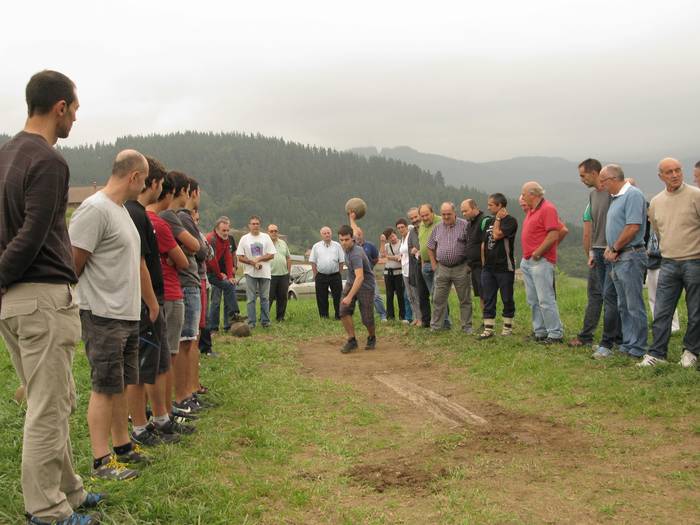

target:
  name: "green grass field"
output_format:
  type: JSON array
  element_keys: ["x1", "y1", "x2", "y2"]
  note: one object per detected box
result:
[{"x1": 0, "y1": 275, "x2": 698, "y2": 524}]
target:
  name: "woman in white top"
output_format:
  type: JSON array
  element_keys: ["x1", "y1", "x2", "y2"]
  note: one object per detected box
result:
[
  {"x1": 396, "y1": 218, "x2": 422, "y2": 326},
  {"x1": 379, "y1": 226, "x2": 406, "y2": 321}
]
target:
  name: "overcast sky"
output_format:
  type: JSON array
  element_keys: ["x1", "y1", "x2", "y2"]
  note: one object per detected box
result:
[{"x1": 2, "y1": 0, "x2": 698, "y2": 162}]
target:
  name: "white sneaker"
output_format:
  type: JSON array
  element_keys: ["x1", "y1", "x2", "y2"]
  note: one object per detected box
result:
[
  {"x1": 679, "y1": 350, "x2": 698, "y2": 368},
  {"x1": 637, "y1": 354, "x2": 668, "y2": 367}
]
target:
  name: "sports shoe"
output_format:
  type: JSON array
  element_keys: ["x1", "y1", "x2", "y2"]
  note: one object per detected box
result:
[
  {"x1": 172, "y1": 400, "x2": 200, "y2": 417},
  {"x1": 27, "y1": 512, "x2": 101, "y2": 525},
  {"x1": 365, "y1": 336, "x2": 376, "y2": 350},
  {"x1": 192, "y1": 394, "x2": 217, "y2": 409},
  {"x1": 478, "y1": 329, "x2": 494, "y2": 340},
  {"x1": 158, "y1": 417, "x2": 196, "y2": 435},
  {"x1": 637, "y1": 354, "x2": 668, "y2": 367},
  {"x1": 538, "y1": 337, "x2": 563, "y2": 345},
  {"x1": 116, "y1": 444, "x2": 151, "y2": 465},
  {"x1": 76, "y1": 493, "x2": 107, "y2": 510},
  {"x1": 340, "y1": 338, "x2": 358, "y2": 353},
  {"x1": 679, "y1": 350, "x2": 698, "y2": 368},
  {"x1": 92, "y1": 455, "x2": 139, "y2": 481},
  {"x1": 131, "y1": 428, "x2": 162, "y2": 447},
  {"x1": 501, "y1": 318, "x2": 513, "y2": 336},
  {"x1": 591, "y1": 346, "x2": 612, "y2": 359},
  {"x1": 525, "y1": 333, "x2": 547, "y2": 342}
]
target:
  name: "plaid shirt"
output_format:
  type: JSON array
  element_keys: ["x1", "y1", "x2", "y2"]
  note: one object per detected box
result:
[{"x1": 426, "y1": 217, "x2": 469, "y2": 267}]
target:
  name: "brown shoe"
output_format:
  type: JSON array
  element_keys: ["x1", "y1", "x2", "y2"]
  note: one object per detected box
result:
[{"x1": 567, "y1": 337, "x2": 589, "y2": 348}]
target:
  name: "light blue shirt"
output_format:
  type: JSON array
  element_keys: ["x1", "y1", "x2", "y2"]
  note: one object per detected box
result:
[
  {"x1": 605, "y1": 182, "x2": 647, "y2": 248},
  {"x1": 309, "y1": 240, "x2": 344, "y2": 274}
]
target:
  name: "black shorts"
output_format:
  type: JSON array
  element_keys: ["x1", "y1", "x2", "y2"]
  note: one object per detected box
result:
[
  {"x1": 138, "y1": 302, "x2": 171, "y2": 384},
  {"x1": 81, "y1": 310, "x2": 139, "y2": 394},
  {"x1": 339, "y1": 283, "x2": 375, "y2": 327},
  {"x1": 471, "y1": 266, "x2": 482, "y2": 297}
]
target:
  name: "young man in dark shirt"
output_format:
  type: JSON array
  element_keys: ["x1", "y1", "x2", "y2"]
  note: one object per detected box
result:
[
  {"x1": 461, "y1": 198, "x2": 486, "y2": 319},
  {"x1": 479, "y1": 193, "x2": 518, "y2": 339},
  {"x1": 0, "y1": 70, "x2": 103, "y2": 525},
  {"x1": 338, "y1": 224, "x2": 377, "y2": 352}
]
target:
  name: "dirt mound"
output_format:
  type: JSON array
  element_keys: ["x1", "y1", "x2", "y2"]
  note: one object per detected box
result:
[{"x1": 347, "y1": 461, "x2": 445, "y2": 493}]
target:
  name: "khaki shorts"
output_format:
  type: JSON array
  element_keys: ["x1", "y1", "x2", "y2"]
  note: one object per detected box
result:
[{"x1": 80, "y1": 310, "x2": 139, "y2": 394}]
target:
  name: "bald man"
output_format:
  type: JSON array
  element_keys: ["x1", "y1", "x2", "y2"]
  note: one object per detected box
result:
[
  {"x1": 309, "y1": 226, "x2": 345, "y2": 319},
  {"x1": 69, "y1": 149, "x2": 149, "y2": 481},
  {"x1": 519, "y1": 181, "x2": 564, "y2": 343},
  {"x1": 639, "y1": 158, "x2": 700, "y2": 367}
]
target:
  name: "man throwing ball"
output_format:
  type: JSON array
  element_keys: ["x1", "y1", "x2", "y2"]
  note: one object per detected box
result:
[{"x1": 338, "y1": 224, "x2": 377, "y2": 352}]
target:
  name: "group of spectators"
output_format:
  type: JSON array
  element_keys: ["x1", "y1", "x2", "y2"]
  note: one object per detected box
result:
[{"x1": 1, "y1": 70, "x2": 699, "y2": 524}]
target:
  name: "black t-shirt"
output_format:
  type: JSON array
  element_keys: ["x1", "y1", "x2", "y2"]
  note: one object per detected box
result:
[
  {"x1": 466, "y1": 211, "x2": 485, "y2": 267},
  {"x1": 483, "y1": 215, "x2": 518, "y2": 272},
  {"x1": 125, "y1": 200, "x2": 164, "y2": 300}
]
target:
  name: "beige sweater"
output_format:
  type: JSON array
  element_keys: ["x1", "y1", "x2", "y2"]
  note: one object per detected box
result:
[{"x1": 648, "y1": 183, "x2": 700, "y2": 260}]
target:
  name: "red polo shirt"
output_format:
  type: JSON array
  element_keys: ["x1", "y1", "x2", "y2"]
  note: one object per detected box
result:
[{"x1": 521, "y1": 199, "x2": 560, "y2": 264}]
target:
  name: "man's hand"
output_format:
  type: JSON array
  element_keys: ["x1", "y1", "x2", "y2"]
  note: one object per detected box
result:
[
  {"x1": 228, "y1": 276, "x2": 237, "y2": 285},
  {"x1": 341, "y1": 295, "x2": 352, "y2": 306},
  {"x1": 220, "y1": 273, "x2": 227, "y2": 280},
  {"x1": 410, "y1": 247, "x2": 418, "y2": 256},
  {"x1": 496, "y1": 208, "x2": 509, "y2": 219},
  {"x1": 379, "y1": 234, "x2": 386, "y2": 243},
  {"x1": 604, "y1": 247, "x2": 619, "y2": 262},
  {"x1": 348, "y1": 210, "x2": 357, "y2": 221},
  {"x1": 587, "y1": 254, "x2": 595, "y2": 268},
  {"x1": 148, "y1": 303, "x2": 159, "y2": 323},
  {"x1": 431, "y1": 261, "x2": 437, "y2": 271}
]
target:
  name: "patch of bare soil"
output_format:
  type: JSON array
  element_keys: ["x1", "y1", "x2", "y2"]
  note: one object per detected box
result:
[{"x1": 296, "y1": 336, "x2": 699, "y2": 524}]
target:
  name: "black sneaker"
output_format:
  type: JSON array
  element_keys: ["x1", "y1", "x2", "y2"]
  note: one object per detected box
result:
[
  {"x1": 92, "y1": 454, "x2": 139, "y2": 481},
  {"x1": 172, "y1": 400, "x2": 200, "y2": 417},
  {"x1": 185, "y1": 397, "x2": 205, "y2": 412},
  {"x1": 340, "y1": 338, "x2": 358, "y2": 354},
  {"x1": 147, "y1": 422, "x2": 182, "y2": 443},
  {"x1": 192, "y1": 394, "x2": 217, "y2": 409},
  {"x1": 131, "y1": 428, "x2": 162, "y2": 447},
  {"x1": 365, "y1": 336, "x2": 376, "y2": 350},
  {"x1": 116, "y1": 444, "x2": 151, "y2": 466},
  {"x1": 159, "y1": 417, "x2": 196, "y2": 435}
]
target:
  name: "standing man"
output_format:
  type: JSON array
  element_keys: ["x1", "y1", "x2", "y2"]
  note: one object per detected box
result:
[
  {"x1": 461, "y1": 199, "x2": 486, "y2": 319},
  {"x1": 419, "y1": 203, "x2": 451, "y2": 328},
  {"x1": 0, "y1": 70, "x2": 102, "y2": 525},
  {"x1": 309, "y1": 226, "x2": 345, "y2": 320},
  {"x1": 338, "y1": 225, "x2": 377, "y2": 352},
  {"x1": 519, "y1": 181, "x2": 564, "y2": 344},
  {"x1": 639, "y1": 158, "x2": 700, "y2": 367},
  {"x1": 479, "y1": 193, "x2": 518, "y2": 339},
  {"x1": 349, "y1": 222, "x2": 388, "y2": 322},
  {"x1": 204, "y1": 216, "x2": 239, "y2": 338},
  {"x1": 407, "y1": 207, "x2": 431, "y2": 326},
  {"x1": 237, "y1": 215, "x2": 276, "y2": 328},
  {"x1": 268, "y1": 224, "x2": 292, "y2": 322},
  {"x1": 426, "y1": 202, "x2": 473, "y2": 332},
  {"x1": 124, "y1": 156, "x2": 181, "y2": 447},
  {"x1": 600, "y1": 164, "x2": 648, "y2": 359},
  {"x1": 568, "y1": 159, "x2": 622, "y2": 357},
  {"x1": 69, "y1": 150, "x2": 148, "y2": 480}
]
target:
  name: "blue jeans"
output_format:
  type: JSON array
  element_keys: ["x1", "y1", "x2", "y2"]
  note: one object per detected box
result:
[
  {"x1": 520, "y1": 258, "x2": 563, "y2": 339},
  {"x1": 207, "y1": 273, "x2": 239, "y2": 331},
  {"x1": 649, "y1": 259, "x2": 700, "y2": 359},
  {"x1": 593, "y1": 248, "x2": 622, "y2": 349},
  {"x1": 373, "y1": 281, "x2": 387, "y2": 320},
  {"x1": 404, "y1": 285, "x2": 413, "y2": 322},
  {"x1": 246, "y1": 276, "x2": 271, "y2": 327},
  {"x1": 610, "y1": 249, "x2": 648, "y2": 357},
  {"x1": 421, "y1": 262, "x2": 450, "y2": 328}
]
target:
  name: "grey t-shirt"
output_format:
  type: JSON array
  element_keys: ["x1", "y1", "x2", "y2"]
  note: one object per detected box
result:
[
  {"x1": 160, "y1": 209, "x2": 200, "y2": 288},
  {"x1": 69, "y1": 191, "x2": 141, "y2": 320},
  {"x1": 345, "y1": 244, "x2": 376, "y2": 292},
  {"x1": 589, "y1": 188, "x2": 612, "y2": 248}
]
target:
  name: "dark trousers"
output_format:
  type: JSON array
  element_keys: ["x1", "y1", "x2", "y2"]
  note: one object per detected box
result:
[
  {"x1": 315, "y1": 272, "x2": 342, "y2": 319},
  {"x1": 413, "y1": 268, "x2": 431, "y2": 326},
  {"x1": 384, "y1": 271, "x2": 406, "y2": 320},
  {"x1": 595, "y1": 248, "x2": 623, "y2": 349},
  {"x1": 481, "y1": 268, "x2": 515, "y2": 319},
  {"x1": 577, "y1": 261, "x2": 603, "y2": 343},
  {"x1": 269, "y1": 274, "x2": 290, "y2": 321}
]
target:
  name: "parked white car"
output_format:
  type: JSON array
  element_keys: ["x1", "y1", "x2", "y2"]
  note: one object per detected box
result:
[{"x1": 288, "y1": 265, "x2": 347, "y2": 300}]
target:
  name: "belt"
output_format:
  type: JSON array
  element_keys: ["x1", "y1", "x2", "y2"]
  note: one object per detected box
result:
[
  {"x1": 619, "y1": 244, "x2": 645, "y2": 253},
  {"x1": 318, "y1": 271, "x2": 340, "y2": 276},
  {"x1": 439, "y1": 261, "x2": 468, "y2": 268}
]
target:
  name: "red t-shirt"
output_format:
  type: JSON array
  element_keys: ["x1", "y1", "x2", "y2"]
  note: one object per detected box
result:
[
  {"x1": 521, "y1": 199, "x2": 560, "y2": 264},
  {"x1": 147, "y1": 210, "x2": 183, "y2": 301}
]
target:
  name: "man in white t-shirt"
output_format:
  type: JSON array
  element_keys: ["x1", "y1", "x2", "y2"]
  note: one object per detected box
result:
[
  {"x1": 69, "y1": 150, "x2": 147, "y2": 481},
  {"x1": 236, "y1": 215, "x2": 276, "y2": 328}
]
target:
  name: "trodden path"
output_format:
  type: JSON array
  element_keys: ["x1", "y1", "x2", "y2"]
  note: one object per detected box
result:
[{"x1": 296, "y1": 336, "x2": 699, "y2": 524}]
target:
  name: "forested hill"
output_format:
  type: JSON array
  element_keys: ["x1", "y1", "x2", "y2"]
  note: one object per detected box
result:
[{"x1": 0, "y1": 131, "x2": 586, "y2": 276}]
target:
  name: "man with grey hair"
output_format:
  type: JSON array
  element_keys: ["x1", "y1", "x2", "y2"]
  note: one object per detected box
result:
[
  {"x1": 204, "y1": 216, "x2": 240, "y2": 340},
  {"x1": 309, "y1": 226, "x2": 345, "y2": 319},
  {"x1": 407, "y1": 206, "x2": 431, "y2": 326},
  {"x1": 638, "y1": 158, "x2": 700, "y2": 367},
  {"x1": 426, "y1": 202, "x2": 473, "y2": 332},
  {"x1": 599, "y1": 164, "x2": 648, "y2": 359},
  {"x1": 520, "y1": 181, "x2": 564, "y2": 343}
]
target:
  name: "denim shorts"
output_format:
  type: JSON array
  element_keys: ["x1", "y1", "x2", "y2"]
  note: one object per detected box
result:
[{"x1": 180, "y1": 286, "x2": 202, "y2": 342}]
